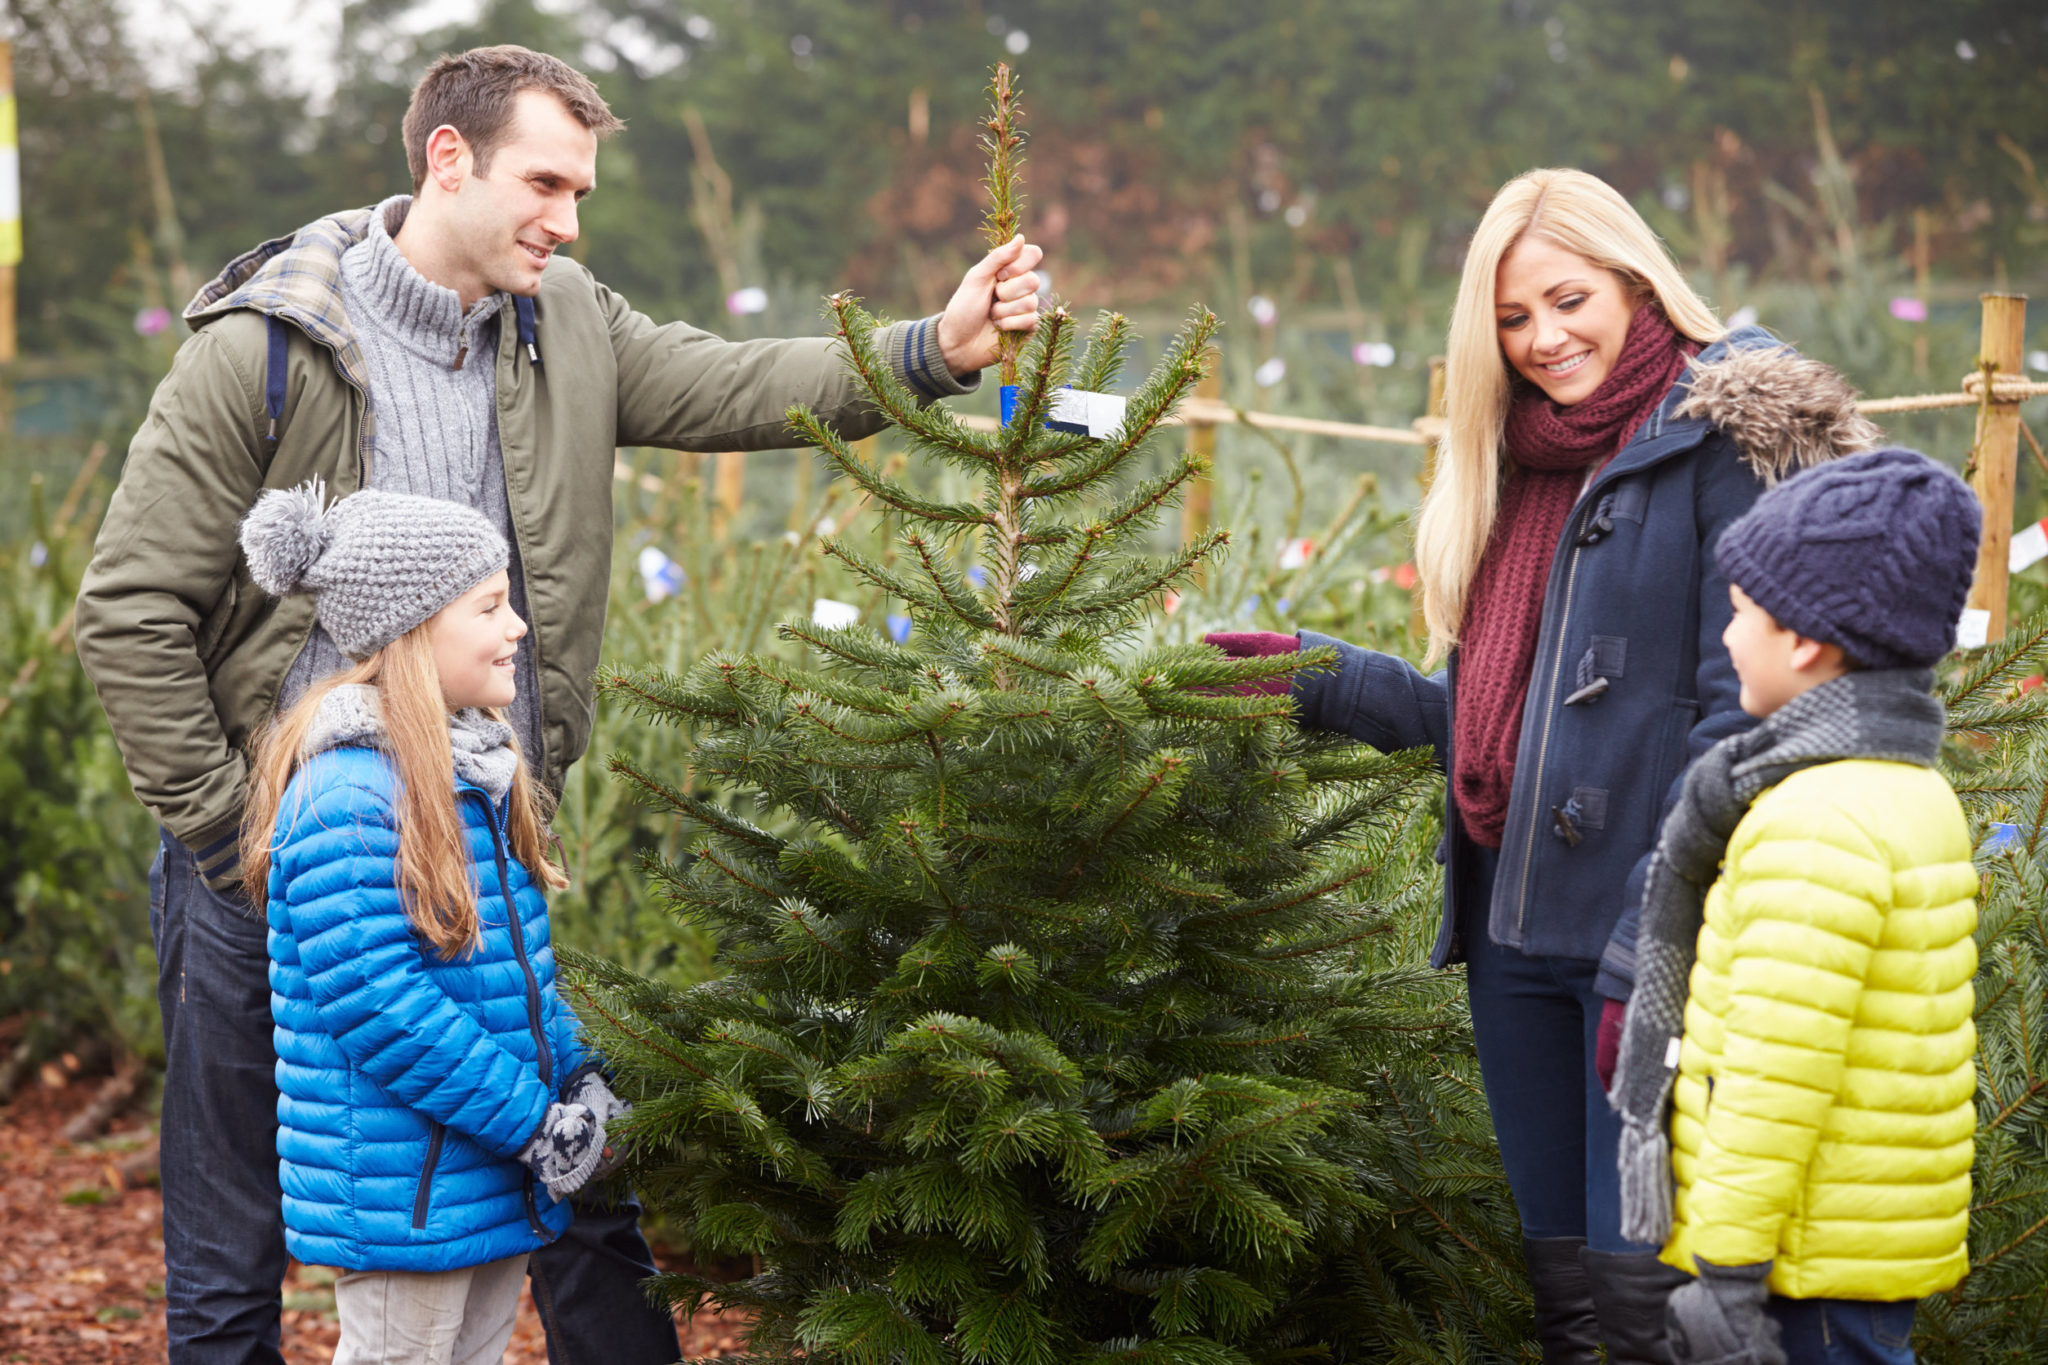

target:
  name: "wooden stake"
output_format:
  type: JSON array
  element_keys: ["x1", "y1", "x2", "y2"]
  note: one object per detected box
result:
[
  {"x1": 0, "y1": 39, "x2": 17, "y2": 371},
  {"x1": 1410, "y1": 356, "x2": 1447, "y2": 640},
  {"x1": 1912, "y1": 208, "x2": 1931, "y2": 379},
  {"x1": 714, "y1": 451, "x2": 746, "y2": 531},
  {"x1": 1966, "y1": 293, "x2": 2029, "y2": 643},
  {"x1": 1180, "y1": 347, "x2": 1222, "y2": 546},
  {"x1": 133, "y1": 86, "x2": 194, "y2": 308}
]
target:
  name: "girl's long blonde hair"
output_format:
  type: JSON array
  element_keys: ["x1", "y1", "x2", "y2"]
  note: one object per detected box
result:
[
  {"x1": 1413, "y1": 168, "x2": 1727, "y2": 663},
  {"x1": 241, "y1": 623, "x2": 568, "y2": 957}
]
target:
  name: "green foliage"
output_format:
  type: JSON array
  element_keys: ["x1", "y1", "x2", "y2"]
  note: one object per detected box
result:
[
  {"x1": 1917, "y1": 617, "x2": 2048, "y2": 1360},
  {"x1": 575, "y1": 298, "x2": 1529, "y2": 1362},
  {"x1": 0, "y1": 470, "x2": 160, "y2": 1066},
  {"x1": 552, "y1": 450, "x2": 918, "y2": 988}
]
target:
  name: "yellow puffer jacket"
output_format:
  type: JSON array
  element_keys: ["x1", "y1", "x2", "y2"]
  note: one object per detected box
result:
[{"x1": 1661, "y1": 759, "x2": 1977, "y2": 1300}]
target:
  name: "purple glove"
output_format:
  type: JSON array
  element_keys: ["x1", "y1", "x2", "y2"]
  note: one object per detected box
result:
[
  {"x1": 1203, "y1": 631, "x2": 1300, "y2": 696},
  {"x1": 1595, "y1": 997, "x2": 1626, "y2": 1091}
]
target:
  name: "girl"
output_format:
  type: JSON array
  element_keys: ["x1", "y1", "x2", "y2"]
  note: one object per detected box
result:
[
  {"x1": 238, "y1": 482, "x2": 625, "y2": 1365},
  {"x1": 1210, "y1": 168, "x2": 1881, "y2": 1362}
]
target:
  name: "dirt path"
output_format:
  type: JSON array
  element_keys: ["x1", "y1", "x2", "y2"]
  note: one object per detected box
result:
[{"x1": 0, "y1": 1072, "x2": 748, "y2": 1362}]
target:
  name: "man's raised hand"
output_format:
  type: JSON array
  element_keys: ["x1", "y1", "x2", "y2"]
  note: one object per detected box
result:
[{"x1": 936, "y1": 235, "x2": 1044, "y2": 378}]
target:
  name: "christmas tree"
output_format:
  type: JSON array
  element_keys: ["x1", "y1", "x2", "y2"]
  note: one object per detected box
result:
[
  {"x1": 1915, "y1": 615, "x2": 2048, "y2": 1362},
  {"x1": 570, "y1": 65, "x2": 1530, "y2": 1363}
]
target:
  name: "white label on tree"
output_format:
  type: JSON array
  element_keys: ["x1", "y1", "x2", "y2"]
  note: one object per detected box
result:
[
  {"x1": 1956, "y1": 608, "x2": 1992, "y2": 651},
  {"x1": 1278, "y1": 538, "x2": 1313, "y2": 570},
  {"x1": 2012, "y1": 519, "x2": 2048, "y2": 574},
  {"x1": 1047, "y1": 388, "x2": 1128, "y2": 438},
  {"x1": 0, "y1": 148, "x2": 18, "y2": 223},
  {"x1": 811, "y1": 598, "x2": 861, "y2": 629}
]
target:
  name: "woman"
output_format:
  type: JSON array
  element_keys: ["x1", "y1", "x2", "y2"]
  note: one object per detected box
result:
[{"x1": 1211, "y1": 168, "x2": 1880, "y2": 1363}]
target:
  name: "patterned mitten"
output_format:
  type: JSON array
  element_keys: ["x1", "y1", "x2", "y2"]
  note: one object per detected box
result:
[
  {"x1": 517, "y1": 1101, "x2": 606, "y2": 1201},
  {"x1": 564, "y1": 1071, "x2": 632, "y2": 1183}
]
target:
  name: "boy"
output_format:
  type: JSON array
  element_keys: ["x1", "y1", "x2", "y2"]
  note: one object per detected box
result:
[{"x1": 1606, "y1": 447, "x2": 1982, "y2": 1365}]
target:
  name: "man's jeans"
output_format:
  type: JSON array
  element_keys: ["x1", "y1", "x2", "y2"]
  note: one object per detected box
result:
[{"x1": 152, "y1": 830, "x2": 682, "y2": 1365}]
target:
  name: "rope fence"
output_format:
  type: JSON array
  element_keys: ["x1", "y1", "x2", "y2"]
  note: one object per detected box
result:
[{"x1": 1858, "y1": 373, "x2": 2048, "y2": 415}]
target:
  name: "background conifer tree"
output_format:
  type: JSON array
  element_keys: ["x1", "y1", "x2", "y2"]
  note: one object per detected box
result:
[
  {"x1": 570, "y1": 65, "x2": 1531, "y2": 1364},
  {"x1": 1916, "y1": 617, "x2": 2048, "y2": 1362}
]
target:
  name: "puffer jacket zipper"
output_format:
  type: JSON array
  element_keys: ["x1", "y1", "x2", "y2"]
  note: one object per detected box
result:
[
  {"x1": 411, "y1": 1121, "x2": 446, "y2": 1230},
  {"x1": 469, "y1": 788, "x2": 558, "y2": 1241}
]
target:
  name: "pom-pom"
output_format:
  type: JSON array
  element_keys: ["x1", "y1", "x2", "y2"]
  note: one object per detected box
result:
[{"x1": 239, "y1": 478, "x2": 331, "y2": 596}]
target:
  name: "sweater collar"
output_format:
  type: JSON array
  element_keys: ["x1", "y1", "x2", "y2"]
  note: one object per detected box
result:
[
  {"x1": 303, "y1": 683, "x2": 520, "y2": 802},
  {"x1": 339, "y1": 194, "x2": 506, "y2": 371}
]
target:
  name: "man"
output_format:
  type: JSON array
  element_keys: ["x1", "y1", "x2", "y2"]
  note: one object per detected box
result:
[{"x1": 75, "y1": 44, "x2": 1041, "y2": 1365}]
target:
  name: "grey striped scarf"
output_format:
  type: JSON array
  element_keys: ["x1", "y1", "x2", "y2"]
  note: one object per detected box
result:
[{"x1": 1608, "y1": 667, "x2": 1946, "y2": 1245}]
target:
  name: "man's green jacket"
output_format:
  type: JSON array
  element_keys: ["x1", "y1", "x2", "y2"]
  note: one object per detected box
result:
[{"x1": 76, "y1": 203, "x2": 974, "y2": 884}]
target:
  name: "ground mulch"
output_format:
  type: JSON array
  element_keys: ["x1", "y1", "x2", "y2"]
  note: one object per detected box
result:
[{"x1": 0, "y1": 1070, "x2": 750, "y2": 1362}]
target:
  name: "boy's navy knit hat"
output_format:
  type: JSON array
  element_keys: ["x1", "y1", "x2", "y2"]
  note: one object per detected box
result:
[
  {"x1": 1715, "y1": 447, "x2": 1981, "y2": 668},
  {"x1": 238, "y1": 480, "x2": 509, "y2": 660}
]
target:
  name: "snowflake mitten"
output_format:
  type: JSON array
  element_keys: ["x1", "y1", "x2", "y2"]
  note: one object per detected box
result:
[{"x1": 518, "y1": 1100, "x2": 606, "y2": 1201}]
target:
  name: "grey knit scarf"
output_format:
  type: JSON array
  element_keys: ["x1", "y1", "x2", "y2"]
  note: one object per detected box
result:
[
  {"x1": 1609, "y1": 668, "x2": 1946, "y2": 1246},
  {"x1": 304, "y1": 683, "x2": 521, "y2": 802}
]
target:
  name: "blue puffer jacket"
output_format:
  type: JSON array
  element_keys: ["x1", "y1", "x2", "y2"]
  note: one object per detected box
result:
[
  {"x1": 266, "y1": 741, "x2": 585, "y2": 1272},
  {"x1": 1293, "y1": 330, "x2": 1872, "y2": 994}
]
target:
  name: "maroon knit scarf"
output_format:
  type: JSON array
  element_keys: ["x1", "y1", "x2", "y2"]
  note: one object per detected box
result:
[{"x1": 1452, "y1": 305, "x2": 1692, "y2": 848}]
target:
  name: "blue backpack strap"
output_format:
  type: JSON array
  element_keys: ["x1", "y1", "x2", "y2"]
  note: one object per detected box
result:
[
  {"x1": 513, "y1": 295, "x2": 540, "y2": 366},
  {"x1": 264, "y1": 313, "x2": 289, "y2": 443}
]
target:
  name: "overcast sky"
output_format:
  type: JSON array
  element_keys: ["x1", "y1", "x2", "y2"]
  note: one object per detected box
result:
[{"x1": 120, "y1": 0, "x2": 486, "y2": 103}]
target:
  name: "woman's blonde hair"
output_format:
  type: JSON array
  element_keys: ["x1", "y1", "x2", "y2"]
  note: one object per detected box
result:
[
  {"x1": 1413, "y1": 168, "x2": 1726, "y2": 663},
  {"x1": 241, "y1": 623, "x2": 568, "y2": 957}
]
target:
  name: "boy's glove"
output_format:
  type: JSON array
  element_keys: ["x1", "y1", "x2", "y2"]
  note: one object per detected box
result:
[
  {"x1": 1202, "y1": 632, "x2": 1300, "y2": 696},
  {"x1": 518, "y1": 1074, "x2": 631, "y2": 1200},
  {"x1": 1595, "y1": 997, "x2": 1626, "y2": 1090},
  {"x1": 1666, "y1": 1259, "x2": 1785, "y2": 1365}
]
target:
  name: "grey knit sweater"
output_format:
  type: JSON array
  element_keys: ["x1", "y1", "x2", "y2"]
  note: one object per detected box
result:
[{"x1": 281, "y1": 196, "x2": 541, "y2": 761}]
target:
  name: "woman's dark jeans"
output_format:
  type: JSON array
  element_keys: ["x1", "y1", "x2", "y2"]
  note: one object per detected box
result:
[
  {"x1": 1459, "y1": 841, "x2": 1658, "y2": 1254},
  {"x1": 151, "y1": 830, "x2": 680, "y2": 1365}
]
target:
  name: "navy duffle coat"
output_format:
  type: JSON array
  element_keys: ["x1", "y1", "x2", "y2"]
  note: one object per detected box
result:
[{"x1": 1293, "y1": 326, "x2": 1824, "y2": 996}]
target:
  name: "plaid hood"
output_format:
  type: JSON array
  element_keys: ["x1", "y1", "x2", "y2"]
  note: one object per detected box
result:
[{"x1": 185, "y1": 203, "x2": 383, "y2": 394}]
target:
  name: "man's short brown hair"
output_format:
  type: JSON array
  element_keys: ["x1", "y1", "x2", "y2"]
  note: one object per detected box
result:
[{"x1": 402, "y1": 45, "x2": 624, "y2": 191}]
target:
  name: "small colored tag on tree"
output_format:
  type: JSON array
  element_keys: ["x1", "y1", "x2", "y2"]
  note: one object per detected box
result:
[
  {"x1": 999, "y1": 383, "x2": 1127, "y2": 435},
  {"x1": 2010, "y1": 516, "x2": 2048, "y2": 574}
]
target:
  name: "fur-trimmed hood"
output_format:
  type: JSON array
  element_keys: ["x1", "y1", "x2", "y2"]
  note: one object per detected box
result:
[{"x1": 1677, "y1": 343, "x2": 1883, "y2": 486}]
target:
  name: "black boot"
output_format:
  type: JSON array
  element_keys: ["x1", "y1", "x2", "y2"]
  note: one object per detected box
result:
[
  {"x1": 1522, "y1": 1236, "x2": 1601, "y2": 1364},
  {"x1": 1580, "y1": 1246, "x2": 1691, "y2": 1364}
]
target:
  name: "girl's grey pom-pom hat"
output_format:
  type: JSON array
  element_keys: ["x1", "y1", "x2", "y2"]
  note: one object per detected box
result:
[{"x1": 239, "y1": 480, "x2": 509, "y2": 660}]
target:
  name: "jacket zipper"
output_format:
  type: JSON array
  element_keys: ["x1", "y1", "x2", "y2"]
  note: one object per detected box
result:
[
  {"x1": 1510, "y1": 500, "x2": 1595, "y2": 938},
  {"x1": 472, "y1": 789, "x2": 559, "y2": 1240},
  {"x1": 411, "y1": 1120, "x2": 446, "y2": 1230},
  {"x1": 491, "y1": 352, "x2": 552, "y2": 786}
]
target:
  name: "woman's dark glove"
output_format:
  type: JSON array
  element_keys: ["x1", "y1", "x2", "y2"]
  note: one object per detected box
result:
[
  {"x1": 1595, "y1": 997, "x2": 1627, "y2": 1091},
  {"x1": 1202, "y1": 631, "x2": 1300, "y2": 697},
  {"x1": 1666, "y1": 1259, "x2": 1785, "y2": 1365}
]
